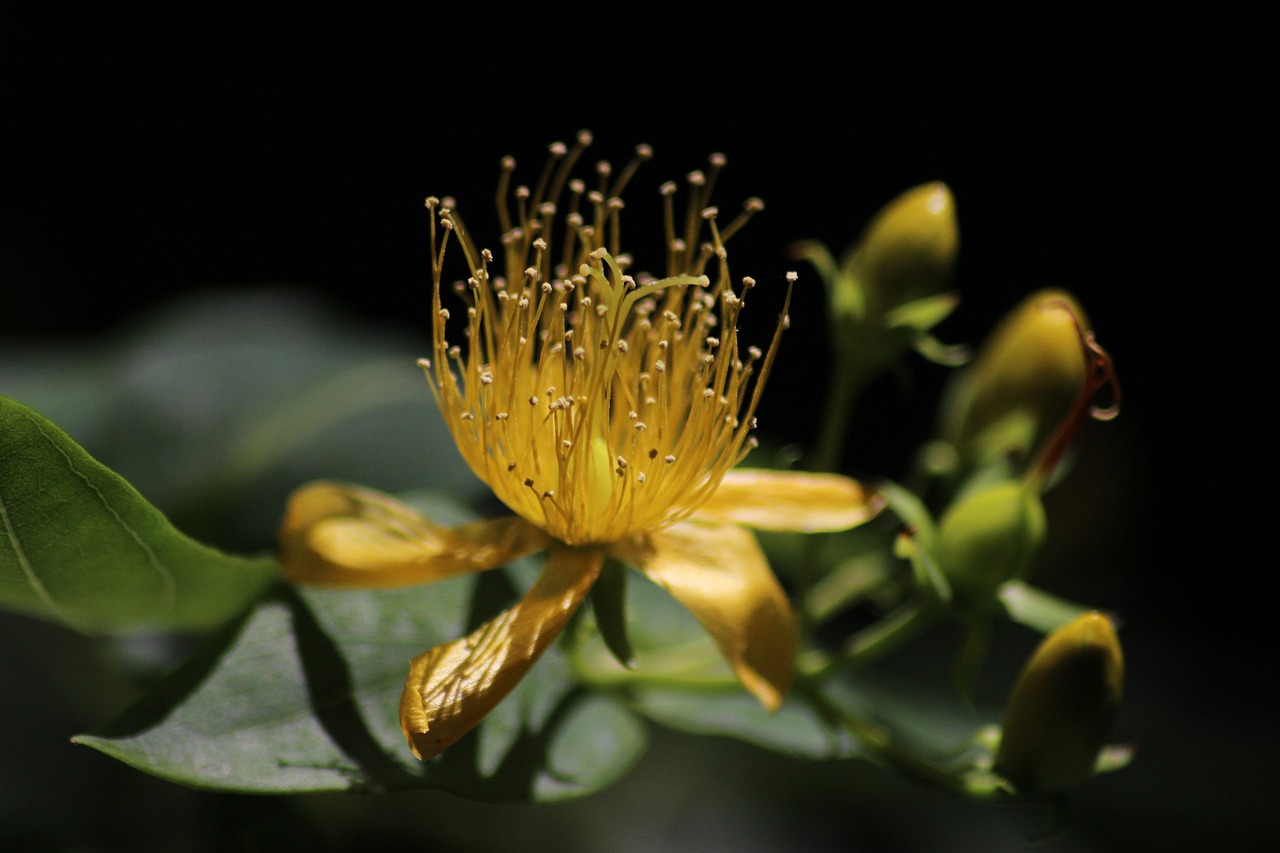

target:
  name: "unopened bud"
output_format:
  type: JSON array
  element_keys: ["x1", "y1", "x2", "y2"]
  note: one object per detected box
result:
[
  {"x1": 995, "y1": 612, "x2": 1124, "y2": 795},
  {"x1": 856, "y1": 182, "x2": 958, "y2": 315},
  {"x1": 791, "y1": 182, "x2": 959, "y2": 373},
  {"x1": 945, "y1": 289, "x2": 1090, "y2": 465},
  {"x1": 937, "y1": 481, "x2": 1046, "y2": 604}
]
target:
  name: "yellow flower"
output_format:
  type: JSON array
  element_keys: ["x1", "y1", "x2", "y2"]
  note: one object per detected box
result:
[{"x1": 280, "y1": 133, "x2": 881, "y2": 760}]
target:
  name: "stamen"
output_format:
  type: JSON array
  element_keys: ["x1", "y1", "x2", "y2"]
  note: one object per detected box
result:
[{"x1": 427, "y1": 138, "x2": 783, "y2": 545}]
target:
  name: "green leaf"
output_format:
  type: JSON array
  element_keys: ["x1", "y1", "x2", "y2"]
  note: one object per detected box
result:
[
  {"x1": 0, "y1": 291, "x2": 486, "y2": 548},
  {"x1": 883, "y1": 291, "x2": 960, "y2": 333},
  {"x1": 630, "y1": 686, "x2": 860, "y2": 760},
  {"x1": 573, "y1": 570, "x2": 859, "y2": 759},
  {"x1": 997, "y1": 580, "x2": 1095, "y2": 634},
  {"x1": 0, "y1": 397, "x2": 275, "y2": 633},
  {"x1": 591, "y1": 559, "x2": 635, "y2": 669},
  {"x1": 75, "y1": 572, "x2": 648, "y2": 801},
  {"x1": 877, "y1": 480, "x2": 938, "y2": 550}
]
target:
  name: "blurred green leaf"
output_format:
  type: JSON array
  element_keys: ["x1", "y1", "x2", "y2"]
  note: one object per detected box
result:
[
  {"x1": 572, "y1": 570, "x2": 862, "y2": 759},
  {"x1": 883, "y1": 291, "x2": 960, "y2": 333},
  {"x1": 877, "y1": 480, "x2": 938, "y2": 550},
  {"x1": 997, "y1": 580, "x2": 1094, "y2": 634},
  {"x1": 75, "y1": 503, "x2": 648, "y2": 800},
  {"x1": 630, "y1": 686, "x2": 861, "y2": 760},
  {"x1": 0, "y1": 291, "x2": 485, "y2": 548},
  {"x1": 0, "y1": 397, "x2": 275, "y2": 633}
]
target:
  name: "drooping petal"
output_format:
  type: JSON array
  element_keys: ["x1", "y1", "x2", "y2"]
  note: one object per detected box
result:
[
  {"x1": 399, "y1": 544, "x2": 604, "y2": 760},
  {"x1": 694, "y1": 469, "x2": 884, "y2": 532},
  {"x1": 280, "y1": 481, "x2": 550, "y2": 588},
  {"x1": 616, "y1": 520, "x2": 796, "y2": 711}
]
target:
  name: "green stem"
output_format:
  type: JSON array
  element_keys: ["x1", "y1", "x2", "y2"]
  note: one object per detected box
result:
[
  {"x1": 801, "y1": 602, "x2": 939, "y2": 679},
  {"x1": 811, "y1": 349, "x2": 874, "y2": 474}
]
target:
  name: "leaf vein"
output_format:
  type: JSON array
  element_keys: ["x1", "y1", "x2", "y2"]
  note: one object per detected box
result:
[{"x1": 27, "y1": 411, "x2": 179, "y2": 618}]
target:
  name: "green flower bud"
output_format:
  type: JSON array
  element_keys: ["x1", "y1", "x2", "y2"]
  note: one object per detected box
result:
[
  {"x1": 852, "y1": 182, "x2": 959, "y2": 318},
  {"x1": 936, "y1": 481, "x2": 1046, "y2": 605},
  {"x1": 944, "y1": 289, "x2": 1089, "y2": 466},
  {"x1": 995, "y1": 612, "x2": 1124, "y2": 795}
]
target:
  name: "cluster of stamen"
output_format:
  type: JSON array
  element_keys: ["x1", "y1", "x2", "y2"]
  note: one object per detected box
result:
[{"x1": 419, "y1": 132, "x2": 791, "y2": 546}]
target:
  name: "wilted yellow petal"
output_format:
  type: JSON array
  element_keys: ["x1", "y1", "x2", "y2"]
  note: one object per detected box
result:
[
  {"x1": 618, "y1": 520, "x2": 795, "y2": 711},
  {"x1": 695, "y1": 469, "x2": 884, "y2": 532},
  {"x1": 280, "y1": 481, "x2": 550, "y2": 588},
  {"x1": 399, "y1": 545, "x2": 603, "y2": 760}
]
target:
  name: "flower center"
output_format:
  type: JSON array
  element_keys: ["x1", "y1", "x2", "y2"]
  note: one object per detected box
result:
[{"x1": 419, "y1": 134, "x2": 790, "y2": 546}]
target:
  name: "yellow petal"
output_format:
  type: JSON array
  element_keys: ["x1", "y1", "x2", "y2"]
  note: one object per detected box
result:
[
  {"x1": 695, "y1": 469, "x2": 884, "y2": 532},
  {"x1": 618, "y1": 521, "x2": 795, "y2": 711},
  {"x1": 280, "y1": 481, "x2": 550, "y2": 588},
  {"x1": 400, "y1": 545, "x2": 603, "y2": 760}
]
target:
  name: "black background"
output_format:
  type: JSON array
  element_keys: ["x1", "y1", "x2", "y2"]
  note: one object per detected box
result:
[{"x1": 2, "y1": 8, "x2": 1272, "y2": 851}]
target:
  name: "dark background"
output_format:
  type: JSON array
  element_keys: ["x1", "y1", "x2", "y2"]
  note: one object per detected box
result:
[{"x1": 2, "y1": 9, "x2": 1272, "y2": 851}]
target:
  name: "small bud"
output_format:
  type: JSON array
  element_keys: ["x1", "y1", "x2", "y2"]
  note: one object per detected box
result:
[
  {"x1": 790, "y1": 182, "x2": 959, "y2": 378},
  {"x1": 855, "y1": 182, "x2": 959, "y2": 316},
  {"x1": 995, "y1": 612, "x2": 1124, "y2": 795},
  {"x1": 945, "y1": 289, "x2": 1091, "y2": 465},
  {"x1": 937, "y1": 481, "x2": 1046, "y2": 604}
]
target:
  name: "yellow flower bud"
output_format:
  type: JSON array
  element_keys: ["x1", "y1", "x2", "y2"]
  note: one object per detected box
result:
[
  {"x1": 853, "y1": 181, "x2": 959, "y2": 317},
  {"x1": 995, "y1": 612, "x2": 1124, "y2": 795},
  {"x1": 936, "y1": 481, "x2": 1046, "y2": 605},
  {"x1": 944, "y1": 289, "x2": 1089, "y2": 466}
]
